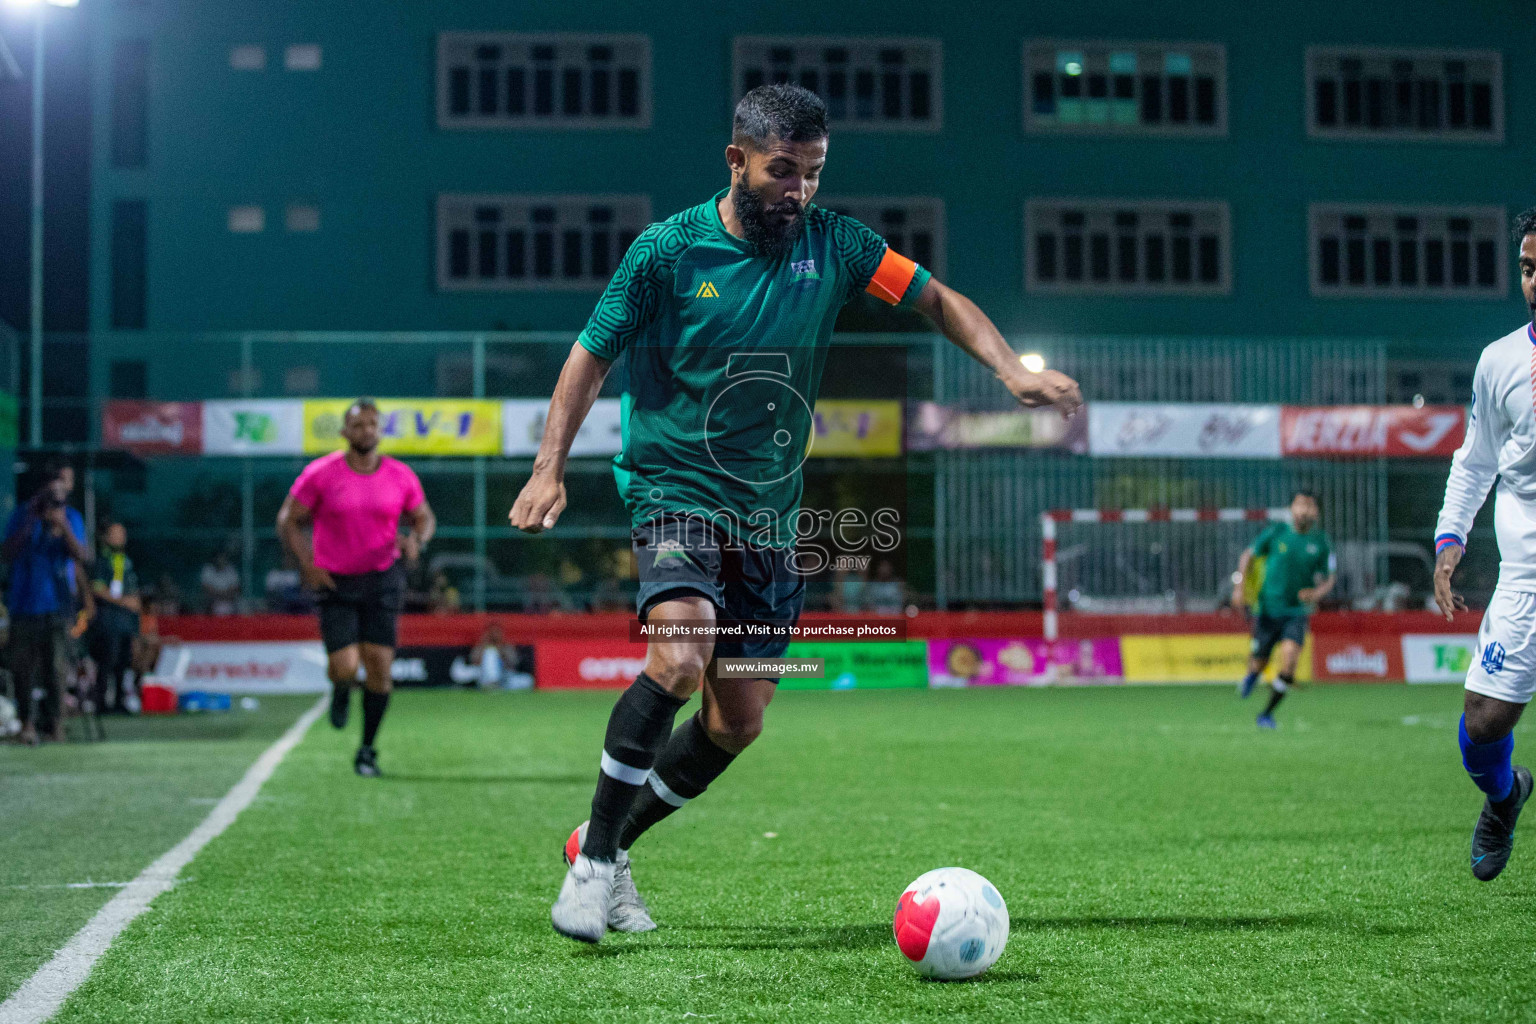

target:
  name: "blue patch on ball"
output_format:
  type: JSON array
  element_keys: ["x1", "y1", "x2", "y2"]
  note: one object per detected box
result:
[
  {"x1": 982, "y1": 885, "x2": 1002, "y2": 908},
  {"x1": 959, "y1": 937, "x2": 984, "y2": 962}
]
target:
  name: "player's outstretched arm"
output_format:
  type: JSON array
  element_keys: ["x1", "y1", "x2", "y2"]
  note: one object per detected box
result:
[
  {"x1": 1433, "y1": 350, "x2": 1499, "y2": 619},
  {"x1": 509, "y1": 341, "x2": 614, "y2": 534},
  {"x1": 913, "y1": 277, "x2": 1081, "y2": 417}
]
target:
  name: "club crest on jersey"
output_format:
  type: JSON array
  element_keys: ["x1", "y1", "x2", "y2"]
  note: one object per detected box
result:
[
  {"x1": 790, "y1": 258, "x2": 819, "y2": 282},
  {"x1": 1482, "y1": 641, "x2": 1506, "y2": 674}
]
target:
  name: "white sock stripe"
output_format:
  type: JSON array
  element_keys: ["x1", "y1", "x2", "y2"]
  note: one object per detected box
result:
[
  {"x1": 599, "y1": 751, "x2": 650, "y2": 786},
  {"x1": 647, "y1": 770, "x2": 690, "y2": 808}
]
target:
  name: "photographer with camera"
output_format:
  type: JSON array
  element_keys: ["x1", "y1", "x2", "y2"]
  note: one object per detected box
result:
[{"x1": 3, "y1": 461, "x2": 94, "y2": 744}]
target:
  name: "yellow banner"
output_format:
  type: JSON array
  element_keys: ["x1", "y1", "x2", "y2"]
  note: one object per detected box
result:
[
  {"x1": 302, "y1": 399, "x2": 502, "y2": 455},
  {"x1": 1120, "y1": 633, "x2": 1313, "y2": 684},
  {"x1": 809, "y1": 400, "x2": 903, "y2": 458}
]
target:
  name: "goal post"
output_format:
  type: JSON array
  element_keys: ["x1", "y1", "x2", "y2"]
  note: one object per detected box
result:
[{"x1": 1041, "y1": 507, "x2": 1289, "y2": 641}]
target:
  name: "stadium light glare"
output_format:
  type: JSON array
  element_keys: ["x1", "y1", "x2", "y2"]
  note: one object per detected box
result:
[
  {"x1": 1064, "y1": 61, "x2": 1083, "y2": 76},
  {"x1": 1019, "y1": 353, "x2": 1046, "y2": 373}
]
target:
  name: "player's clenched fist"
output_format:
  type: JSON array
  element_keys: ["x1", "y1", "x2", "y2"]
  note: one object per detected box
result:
[
  {"x1": 1006, "y1": 369, "x2": 1083, "y2": 418},
  {"x1": 509, "y1": 471, "x2": 567, "y2": 533}
]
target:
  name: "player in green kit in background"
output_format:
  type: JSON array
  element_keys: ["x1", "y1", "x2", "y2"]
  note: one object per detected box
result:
[
  {"x1": 1230, "y1": 491, "x2": 1336, "y2": 729},
  {"x1": 510, "y1": 83, "x2": 1082, "y2": 943}
]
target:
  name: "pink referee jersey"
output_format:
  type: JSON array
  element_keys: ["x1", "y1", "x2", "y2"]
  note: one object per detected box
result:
[{"x1": 289, "y1": 451, "x2": 425, "y2": 575}]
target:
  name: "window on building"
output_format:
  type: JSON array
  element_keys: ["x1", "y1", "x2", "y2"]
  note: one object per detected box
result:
[
  {"x1": 111, "y1": 40, "x2": 149, "y2": 168},
  {"x1": 284, "y1": 44, "x2": 321, "y2": 71},
  {"x1": 227, "y1": 206, "x2": 265, "y2": 233},
  {"x1": 109, "y1": 360, "x2": 147, "y2": 399},
  {"x1": 437, "y1": 33, "x2": 651, "y2": 129},
  {"x1": 229, "y1": 45, "x2": 265, "y2": 71},
  {"x1": 1025, "y1": 41, "x2": 1225, "y2": 135},
  {"x1": 284, "y1": 204, "x2": 320, "y2": 233},
  {"x1": 1310, "y1": 204, "x2": 1505, "y2": 297},
  {"x1": 733, "y1": 36, "x2": 941, "y2": 130},
  {"x1": 437, "y1": 195, "x2": 651, "y2": 291},
  {"x1": 1027, "y1": 200, "x2": 1230, "y2": 294},
  {"x1": 815, "y1": 196, "x2": 946, "y2": 280},
  {"x1": 1307, "y1": 47, "x2": 1502, "y2": 142},
  {"x1": 110, "y1": 201, "x2": 147, "y2": 329}
]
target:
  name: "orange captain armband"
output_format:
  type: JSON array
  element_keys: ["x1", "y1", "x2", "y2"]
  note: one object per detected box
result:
[{"x1": 865, "y1": 248, "x2": 919, "y2": 305}]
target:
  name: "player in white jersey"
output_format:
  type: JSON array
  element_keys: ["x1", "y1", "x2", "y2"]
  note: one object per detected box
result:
[{"x1": 1433, "y1": 208, "x2": 1536, "y2": 881}]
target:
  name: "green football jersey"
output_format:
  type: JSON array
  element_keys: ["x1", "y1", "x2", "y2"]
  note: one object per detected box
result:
[
  {"x1": 1250, "y1": 523, "x2": 1335, "y2": 617},
  {"x1": 577, "y1": 189, "x2": 932, "y2": 546}
]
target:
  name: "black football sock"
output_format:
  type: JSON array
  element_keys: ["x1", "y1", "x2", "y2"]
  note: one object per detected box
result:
[
  {"x1": 1262, "y1": 675, "x2": 1292, "y2": 717},
  {"x1": 361, "y1": 690, "x2": 390, "y2": 747},
  {"x1": 619, "y1": 712, "x2": 738, "y2": 851},
  {"x1": 583, "y1": 673, "x2": 686, "y2": 862}
]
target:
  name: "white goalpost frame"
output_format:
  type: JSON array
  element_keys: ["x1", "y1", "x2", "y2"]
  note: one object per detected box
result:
[{"x1": 1041, "y1": 506, "x2": 1290, "y2": 641}]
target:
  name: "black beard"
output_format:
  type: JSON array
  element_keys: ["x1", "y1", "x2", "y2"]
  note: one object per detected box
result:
[{"x1": 732, "y1": 179, "x2": 804, "y2": 260}]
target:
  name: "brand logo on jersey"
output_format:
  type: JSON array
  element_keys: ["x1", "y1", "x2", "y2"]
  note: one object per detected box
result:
[
  {"x1": 695, "y1": 281, "x2": 720, "y2": 298},
  {"x1": 1482, "y1": 641, "x2": 1506, "y2": 674},
  {"x1": 790, "y1": 258, "x2": 819, "y2": 282},
  {"x1": 653, "y1": 539, "x2": 693, "y2": 569},
  {"x1": 1307, "y1": 543, "x2": 1317, "y2": 555}
]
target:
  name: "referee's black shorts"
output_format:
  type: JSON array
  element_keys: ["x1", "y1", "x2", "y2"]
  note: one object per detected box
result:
[{"x1": 317, "y1": 562, "x2": 406, "y2": 653}]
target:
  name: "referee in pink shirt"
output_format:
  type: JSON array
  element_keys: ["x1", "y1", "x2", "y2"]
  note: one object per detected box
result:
[{"x1": 277, "y1": 399, "x2": 436, "y2": 776}]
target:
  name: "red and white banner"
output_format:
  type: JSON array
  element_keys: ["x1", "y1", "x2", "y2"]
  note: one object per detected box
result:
[
  {"x1": 1087, "y1": 403, "x2": 1281, "y2": 459},
  {"x1": 102, "y1": 401, "x2": 204, "y2": 455},
  {"x1": 535, "y1": 639, "x2": 649, "y2": 690},
  {"x1": 1312, "y1": 633, "x2": 1404, "y2": 682},
  {"x1": 1280, "y1": 406, "x2": 1465, "y2": 458},
  {"x1": 152, "y1": 641, "x2": 329, "y2": 694}
]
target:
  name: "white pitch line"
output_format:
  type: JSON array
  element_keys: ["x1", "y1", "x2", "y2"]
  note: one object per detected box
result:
[{"x1": 0, "y1": 696, "x2": 326, "y2": 1024}]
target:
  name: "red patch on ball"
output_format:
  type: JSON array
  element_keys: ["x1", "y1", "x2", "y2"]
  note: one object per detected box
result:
[
  {"x1": 563, "y1": 825, "x2": 582, "y2": 865},
  {"x1": 893, "y1": 890, "x2": 941, "y2": 962}
]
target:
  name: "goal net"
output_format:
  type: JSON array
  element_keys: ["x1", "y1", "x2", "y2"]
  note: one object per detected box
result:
[{"x1": 1042, "y1": 507, "x2": 1287, "y2": 640}]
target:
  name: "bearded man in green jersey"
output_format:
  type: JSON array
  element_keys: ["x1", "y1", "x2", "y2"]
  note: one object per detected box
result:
[
  {"x1": 1231, "y1": 491, "x2": 1337, "y2": 730},
  {"x1": 509, "y1": 83, "x2": 1082, "y2": 943}
]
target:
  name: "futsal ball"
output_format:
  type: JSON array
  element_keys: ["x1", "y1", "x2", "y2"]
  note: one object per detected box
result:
[{"x1": 893, "y1": 867, "x2": 1009, "y2": 980}]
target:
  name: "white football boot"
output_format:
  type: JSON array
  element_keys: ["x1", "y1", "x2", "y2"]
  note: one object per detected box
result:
[
  {"x1": 564, "y1": 821, "x2": 658, "y2": 933},
  {"x1": 551, "y1": 850, "x2": 615, "y2": 943}
]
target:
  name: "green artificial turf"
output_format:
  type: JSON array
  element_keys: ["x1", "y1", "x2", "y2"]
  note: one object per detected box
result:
[
  {"x1": 12, "y1": 685, "x2": 1536, "y2": 1023},
  {"x1": 0, "y1": 695, "x2": 318, "y2": 997}
]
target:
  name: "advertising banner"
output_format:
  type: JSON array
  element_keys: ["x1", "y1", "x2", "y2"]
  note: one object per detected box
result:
[
  {"x1": 1280, "y1": 406, "x2": 1465, "y2": 458},
  {"x1": 1088, "y1": 403, "x2": 1281, "y2": 459},
  {"x1": 536, "y1": 638, "x2": 649, "y2": 690},
  {"x1": 103, "y1": 401, "x2": 203, "y2": 455},
  {"x1": 502, "y1": 398, "x2": 623, "y2": 457},
  {"x1": 302, "y1": 398, "x2": 502, "y2": 455},
  {"x1": 202, "y1": 400, "x2": 304, "y2": 455},
  {"x1": 1401, "y1": 633, "x2": 1479, "y2": 683},
  {"x1": 926, "y1": 637, "x2": 1123, "y2": 687},
  {"x1": 906, "y1": 402, "x2": 1088, "y2": 453},
  {"x1": 391, "y1": 644, "x2": 534, "y2": 689},
  {"x1": 777, "y1": 640, "x2": 929, "y2": 689},
  {"x1": 154, "y1": 641, "x2": 328, "y2": 694},
  {"x1": 1312, "y1": 633, "x2": 1404, "y2": 682},
  {"x1": 1119, "y1": 633, "x2": 1312, "y2": 683},
  {"x1": 808, "y1": 400, "x2": 903, "y2": 457}
]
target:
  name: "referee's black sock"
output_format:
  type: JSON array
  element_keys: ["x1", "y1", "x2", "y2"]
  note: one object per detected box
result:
[
  {"x1": 619, "y1": 712, "x2": 737, "y2": 851},
  {"x1": 1262, "y1": 674, "x2": 1292, "y2": 717},
  {"x1": 583, "y1": 673, "x2": 686, "y2": 863},
  {"x1": 361, "y1": 689, "x2": 390, "y2": 747}
]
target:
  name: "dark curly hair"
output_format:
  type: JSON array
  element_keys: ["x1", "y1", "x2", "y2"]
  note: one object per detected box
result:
[
  {"x1": 1512, "y1": 207, "x2": 1536, "y2": 244},
  {"x1": 732, "y1": 83, "x2": 828, "y2": 149}
]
